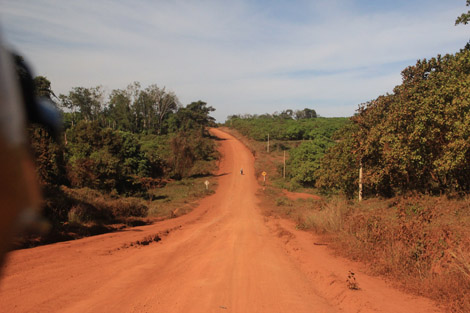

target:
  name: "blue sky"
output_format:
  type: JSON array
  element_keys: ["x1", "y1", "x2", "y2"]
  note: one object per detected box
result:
[{"x1": 1, "y1": 0, "x2": 469, "y2": 121}]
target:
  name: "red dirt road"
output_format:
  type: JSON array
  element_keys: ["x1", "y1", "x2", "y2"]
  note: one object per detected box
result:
[{"x1": 0, "y1": 128, "x2": 443, "y2": 313}]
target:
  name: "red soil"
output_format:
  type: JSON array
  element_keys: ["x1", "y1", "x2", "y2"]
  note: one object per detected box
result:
[{"x1": 0, "y1": 128, "x2": 443, "y2": 313}]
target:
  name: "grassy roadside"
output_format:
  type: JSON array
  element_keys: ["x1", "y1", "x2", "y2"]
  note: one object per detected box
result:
[
  {"x1": 223, "y1": 126, "x2": 470, "y2": 313},
  {"x1": 147, "y1": 176, "x2": 218, "y2": 219},
  {"x1": 15, "y1": 173, "x2": 218, "y2": 249}
]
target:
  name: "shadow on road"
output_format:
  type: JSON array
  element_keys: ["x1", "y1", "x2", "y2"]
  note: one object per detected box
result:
[
  {"x1": 190, "y1": 172, "x2": 230, "y2": 179},
  {"x1": 209, "y1": 134, "x2": 227, "y2": 141}
]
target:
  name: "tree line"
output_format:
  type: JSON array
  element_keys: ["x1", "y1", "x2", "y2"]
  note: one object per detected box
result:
[
  {"x1": 226, "y1": 110, "x2": 347, "y2": 142},
  {"x1": 225, "y1": 111, "x2": 349, "y2": 187},
  {"x1": 317, "y1": 46, "x2": 470, "y2": 197},
  {"x1": 53, "y1": 81, "x2": 213, "y2": 135},
  {"x1": 31, "y1": 78, "x2": 217, "y2": 197},
  {"x1": 226, "y1": 45, "x2": 470, "y2": 198}
]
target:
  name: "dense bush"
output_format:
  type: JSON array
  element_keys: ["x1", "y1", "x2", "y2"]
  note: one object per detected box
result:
[
  {"x1": 169, "y1": 130, "x2": 218, "y2": 179},
  {"x1": 226, "y1": 115, "x2": 348, "y2": 141},
  {"x1": 226, "y1": 112, "x2": 349, "y2": 187},
  {"x1": 65, "y1": 121, "x2": 150, "y2": 194},
  {"x1": 29, "y1": 79, "x2": 218, "y2": 227},
  {"x1": 317, "y1": 47, "x2": 470, "y2": 197},
  {"x1": 315, "y1": 123, "x2": 359, "y2": 198},
  {"x1": 286, "y1": 136, "x2": 334, "y2": 186}
]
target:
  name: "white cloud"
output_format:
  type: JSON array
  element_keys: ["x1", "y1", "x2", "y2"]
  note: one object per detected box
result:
[{"x1": 1, "y1": 0, "x2": 468, "y2": 121}]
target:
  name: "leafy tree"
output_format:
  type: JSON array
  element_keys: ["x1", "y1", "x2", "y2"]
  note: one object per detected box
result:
[
  {"x1": 169, "y1": 130, "x2": 217, "y2": 179},
  {"x1": 33, "y1": 76, "x2": 55, "y2": 100},
  {"x1": 317, "y1": 47, "x2": 470, "y2": 197},
  {"x1": 29, "y1": 127, "x2": 67, "y2": 187},
  {"x1": 456, "y1": 0, "x2": 470, "y2": 25},
  {"x1": 295, "y1": 108, "x2": 317, "y2": 119},
  {"x1": 287, "y1": 136, "x2": 334, "y2": 186},
  {"x1": 29, "y1": 76, "x2": 66, "y2": 187},
  {"x1": 107, "y1": 88, "x2": 133, "y2": 131},
  {"x1": 139, "y1": 134, "x2": 168, "y2": 178},
  {"x1": 132, "y1": 87, "x2": 152, "y2": 132},
  {"x1": 279, "y1": 109, "x2": 294, "y2": 119},
  {"x1": 64, "y1": 86, "x2": 104, "y2": 123},
  {"x1": 65, "y1": 121, "x2": 150, "y2": 193},
  {"x1": 169, "y1": 101, "x2": 216, "y2": 134},
  {"x1": 315, "y1": 123, "x2": 359, "y2": 198},
  {"x1": 146, "y1": 85, "x2": 179, "y2": 134},
  {"x1": 226, "y1": 114, "x2": 347, "y2": 141},
  {"x1": 30, "y1": 79, "x2": 219, "y2": 192},
  {"x1": 169, "y1": 134, "x2": 196, "y2": 179}
]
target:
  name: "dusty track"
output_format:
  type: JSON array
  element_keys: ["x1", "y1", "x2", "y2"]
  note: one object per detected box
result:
[{"x1": 0, "y1": 128, "x2": 442, "y2": 313}]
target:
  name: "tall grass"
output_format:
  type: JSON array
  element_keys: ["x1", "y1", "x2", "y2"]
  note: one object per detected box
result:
[
  {"x1": 301, "y1": 197, "x2": 348, "y2": 233},
  {"x1": 267, "y1": 192, "x2": 470, "y2": 313},
  {"x1": 228, "y1": 126, "x2": 470, "y2": 312}
]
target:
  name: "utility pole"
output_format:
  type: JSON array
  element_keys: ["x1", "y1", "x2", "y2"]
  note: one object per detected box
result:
[
  {"x1": 359, "y1": 161, "x2": 363, "y2": 201},
  {"x1": 283, "y1": 150, "x2": 286, "y2": 179}
]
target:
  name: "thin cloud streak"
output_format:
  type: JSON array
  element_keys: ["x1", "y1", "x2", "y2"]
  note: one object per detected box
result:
[{"x1": 1, "y1": 0, "x2": 468, "y2": 121}]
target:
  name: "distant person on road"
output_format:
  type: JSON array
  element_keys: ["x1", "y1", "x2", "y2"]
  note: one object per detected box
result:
[{"x1": 240, "y1": 168, "x2": 243, "y2": 175}]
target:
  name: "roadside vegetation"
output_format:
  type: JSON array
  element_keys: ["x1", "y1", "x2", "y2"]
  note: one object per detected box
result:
[
  {"x1": 225, "y1": 112, "x2": 349, "y2": 189},
  {"x1": 226, "y1": 44, "x2": 470, "y2": 313},
  {"x1": 21, "y1": 79, "x2": 218, "y2": 248}
]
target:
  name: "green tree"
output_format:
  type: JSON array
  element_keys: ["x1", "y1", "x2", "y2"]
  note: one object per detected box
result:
[
  {"x1": 317, "y1": 47, "x2": 470, "y2": 197},
  {"x1": 29, "y1": 76, "x2": 66, "y2": 187},
  {"x1": 66, "y1": 121, "x2": 150, "y2": 193},
  {"x1": 456, "y1": 0, "x2": 470, "y2": 25},
  {"x1": 295, "y1": 108, "x2": 317, "y2": 119},
  {"x1": 147, "y1": 85, "x2": 179, "y2": 134},
  {"x1": 33, "y1": 76, "x2": 55, "y2": 100},
  {"x1": 132, "y1": 87, "x2": 152, "y2": 132},
  {"x1": 279, "y1": 109, "x2": 294, "y2": 119},
  {"x1": 65, "y1": 86, "x2": 104, "y2": 123},
  {"x1": 169, "y1": 130, "x2": 217, "y2": 179},
  {"x1": 287, "y1": 136, "x2": 334, "y2": 186},
  {"x1": 107, "y1": 88, "x2": 132, "y2": 131},
  {"x1": 316, "y1": 123, "x2": 359, "y2": 198},
  {"x1": 169, "y1": 101, "x2": 216, "y2": 134}
]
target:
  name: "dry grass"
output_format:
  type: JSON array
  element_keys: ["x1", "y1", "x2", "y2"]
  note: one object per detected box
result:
[
  {"x1": 16, "y1": 176, "x2": 218, "y2": 249},
  {"x1": 227, "y1": 127, "x2": 470, "y2": 313},
  {"x1": 147, "y1": 177, "x2": 217, "y2": 218},
  {"x1": 267, "y1": 191, "x2": 470, "y2": 313}
]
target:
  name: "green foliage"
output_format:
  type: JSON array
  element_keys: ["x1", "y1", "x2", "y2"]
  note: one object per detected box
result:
[
  {"x1": 295, "y1": 108, "x2": 317, "y2": 119},
  {"x1": 63, "y1": 86, "x2": 104, "y2": 123},
  {"x1": 29, "y1": 126, "x2": 67, "y2": 186},
  {"x1": 455, "y1": 0, "x2": 470, "y2": 25},
  {"x1": 226, "y1": 115, "x2": 348, "y2": 141},
  {"x1": 44, "y1": 80, "x2": 218, "y2": 193},
  {"x1": 226, "y1": 112, "x2": 349, "y2": 188},
  {"x1": 106, "y1": 88, "x2": 133, "y2": 131},
  {"x1": 168, "y1": 100, "x2": 216, "y2": 134},
  {"x1": 26, "y1": 76, "x2": 218, "y2": 245},
  {"x1": 287, "y1": 136, "x2": 334, "y2": 186},
  {"x1": 59, "y1": 82, "x2": 179, "y2": 135},
  {"x1": 33, "y1": 76, "x2": 55, "y2": 100},
  {"x1": 169, "y1": 130, "x2": 218, "y2": 179},
  {"x1": 65, "y1": 121, "x2": 151, "y2": 193},
  {"x1": 139, "y1": 134, "x2": 170, "y2": 177},
  {"x1": 317, "y1": 47, "x2": 470, "y2": 197},
  {"x1": 315, "y1": 124, "x2": 359, "y2": 198}
]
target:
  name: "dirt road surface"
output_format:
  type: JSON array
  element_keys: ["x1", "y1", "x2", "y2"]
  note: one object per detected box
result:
[{"x1": 0, "y1": 128, "x2": 443, "y2": 313}]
